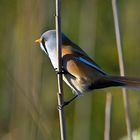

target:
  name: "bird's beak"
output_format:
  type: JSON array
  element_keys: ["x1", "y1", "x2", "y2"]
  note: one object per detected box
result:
[{"x1": 35, "y1": 38, "x2": 42, "y2": 43}]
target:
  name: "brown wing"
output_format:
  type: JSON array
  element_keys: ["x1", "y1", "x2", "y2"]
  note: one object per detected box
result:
[
  {"x1": 62, "y1": 43, "x2": 102, "y2": 68},
  {"x1": 62, "y1": 46, "x2": 106, "y2": 81}
]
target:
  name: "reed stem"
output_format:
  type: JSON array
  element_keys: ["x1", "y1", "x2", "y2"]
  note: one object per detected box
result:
[{"x1": 55, "y1": 0, "x2": 66, "y2": 139}]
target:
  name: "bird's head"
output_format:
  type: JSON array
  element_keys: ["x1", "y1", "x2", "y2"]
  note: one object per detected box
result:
[
  {"x1": 35, "y1": 30, "x2": 73, "y2": 55},
  {"x1": 35, "y1": 30, "x2": 57, "y2": 55}
]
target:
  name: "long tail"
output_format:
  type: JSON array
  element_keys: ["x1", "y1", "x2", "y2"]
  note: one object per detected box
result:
[{"x1": 92, "y1": 75, "x2": 140, "y2": 90}]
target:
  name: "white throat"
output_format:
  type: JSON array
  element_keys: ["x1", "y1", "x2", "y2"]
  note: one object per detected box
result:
[{"x1": 40, "y1": 42, "x2": 58, "y2": 69}]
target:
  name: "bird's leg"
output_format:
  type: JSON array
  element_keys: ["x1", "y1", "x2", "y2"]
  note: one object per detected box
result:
[
  {"x1": 55, "y1": 67, "x2": 78, "y2": 109},
  {"x1": 64, "y1": 94, "x2": 79, "y2": 106},
  {"x1": 58, "y1": 95, "x2": 78, "y2": 109}
]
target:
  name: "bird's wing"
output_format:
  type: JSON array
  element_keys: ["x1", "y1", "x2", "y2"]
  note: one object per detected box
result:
[
  {"x1": 65, "y1": 43, "x2": 106, "y2": 71},
  {"x1": 62, "y1": 45, "x2": 107, "y2": 77},
  {"x1": 75, "y1": 56, "x2": 107, "y2": 75},
  {"x1": 62, "y1": 53, "x2": 106, "y2": 81}
]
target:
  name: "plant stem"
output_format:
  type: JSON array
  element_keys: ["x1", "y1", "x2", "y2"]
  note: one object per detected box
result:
[
  {"x1": 55, "y1": 0, "x2": 66, "y2": 140},
  {"x1": 104, "y1": 93, "x2": 112, "y2": 140},
  {"x1": 112, "y1": 0, "x2": 133, "y2": 140}
]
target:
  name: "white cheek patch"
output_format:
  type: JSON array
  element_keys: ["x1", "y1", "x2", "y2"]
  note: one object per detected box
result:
[{"x1": 40, "y1": 42, "x2": 57, "y2": 69}]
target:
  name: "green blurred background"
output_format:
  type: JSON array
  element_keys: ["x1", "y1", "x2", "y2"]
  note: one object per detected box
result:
[{"x1": 0, "y1": 0, "x2": 140, "y2": 140}]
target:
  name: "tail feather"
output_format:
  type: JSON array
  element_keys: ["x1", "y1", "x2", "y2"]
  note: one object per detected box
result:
[
  {"x1": 110, "y1": 76, "x2": 140, "y2": 87},
  {"x1": 92, "y1": 75, "x2": 140, "y2": 90}
]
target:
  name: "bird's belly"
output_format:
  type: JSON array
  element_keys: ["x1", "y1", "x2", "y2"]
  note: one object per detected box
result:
[
  {"x1": 63, "y1": 75, "x2": 93, "y2": 95},
  {"x1": 75, "y1": 77, "x2": 93, "y2": 93}
]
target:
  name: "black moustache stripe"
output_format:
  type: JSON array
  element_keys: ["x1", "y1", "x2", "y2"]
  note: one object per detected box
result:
[
  {"x1": 42, "y1": 39, "x2": 48, "y2": 55},
  {"x1": 43, "y1": 44, "x2": 48, "y2": 55}
]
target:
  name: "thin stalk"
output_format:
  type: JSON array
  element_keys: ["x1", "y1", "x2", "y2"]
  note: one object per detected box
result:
[
  {"x1": 112, "y1": 0, "x2": 133, "y2": 140},
  {"x1": 55, "y1": 0, "x2": 66, "y2": 140},
  {"x1": 104, "y1": 93, "x2": 112, "y2": 140}
]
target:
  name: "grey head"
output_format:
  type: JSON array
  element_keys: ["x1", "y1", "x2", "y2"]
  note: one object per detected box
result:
[
  {"x1": 39, "y1": 30, "x2": 74, "y2": 54},
  {"x1": 39, "y1": 30, "x2": 56, "y2": 55},
  {"x1": 41, "y1": 30, "x2": 56, "y2": 42}
]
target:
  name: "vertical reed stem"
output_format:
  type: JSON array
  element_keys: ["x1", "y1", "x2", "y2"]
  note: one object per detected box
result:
[
  {"x1": 55, "y1": 0, "x2": 66, "y2": 140},
  {"x1": 104, "y1": 93, "x2": 112, "y2": 140},
  {"x1": 112, "y1": 0, "x2": 133, "y2": 140}
]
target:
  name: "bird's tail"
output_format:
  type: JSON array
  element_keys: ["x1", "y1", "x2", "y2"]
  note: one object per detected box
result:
[{"x1": 92, "y1": 75, "x2": 140, "y2": 90}]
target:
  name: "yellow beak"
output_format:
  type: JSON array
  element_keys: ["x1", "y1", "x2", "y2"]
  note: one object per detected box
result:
[{"x1": 35, "y1": 38, "x2": 42, "y2": 43}]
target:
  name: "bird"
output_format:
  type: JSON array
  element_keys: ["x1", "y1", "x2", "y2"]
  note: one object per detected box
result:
[{"x1": 35, "y1": 30, "x2": 140, "y2": 105}]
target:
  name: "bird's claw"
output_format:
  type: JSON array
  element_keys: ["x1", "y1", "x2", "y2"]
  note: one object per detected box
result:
[
  {"x1": 57, "y1": 105, "x2": 63, "y2": 110},
  {"x1": 57, "y1": 101, "x2": 70, "y2": 110},
  {"x1": 55, "y1": 68, "x2": 66, "y2": 74}
]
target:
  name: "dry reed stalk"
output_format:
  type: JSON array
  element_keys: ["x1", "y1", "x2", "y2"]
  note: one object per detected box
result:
[
  {"x1": 112, "y1": 0, "x2": 133, "y2": 140},
  {"x1": 55, "y1": 0, "x2": 66, "y2": 140}
]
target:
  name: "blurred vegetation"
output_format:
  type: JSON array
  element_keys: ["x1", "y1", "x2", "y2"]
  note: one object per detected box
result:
[{"x1": 0, "y1": 0, "x2": 140, "y2": 140}]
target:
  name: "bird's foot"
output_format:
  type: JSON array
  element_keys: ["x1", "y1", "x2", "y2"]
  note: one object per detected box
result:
[
  {"x1": 54, "y1": 68, "x2": 67, "y2": 75},
  {"x1": 57, "y1": 101, "x2": 70, "y2": 110}
]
